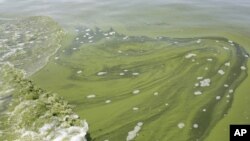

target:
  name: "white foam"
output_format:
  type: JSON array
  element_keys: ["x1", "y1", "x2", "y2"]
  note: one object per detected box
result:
[
  {"x1": 216, "y1": 96, "x2": 221, "y2": 100},
  {"x1": 229, "y1": 89, "x2": 234, "y2": 93},
  {"x1": 240, "y1": 66, "x2": 246, "y2": 70},
  {"x1": 207, "y1": 58, "x2": 213, "y2": 62},
  {"x1": 77, "y1": 70, "x2": 82, "y2": 74},
  {"x1": 218, "y1": 70, "x2": 225, "y2": 75},
  {"x1": 193, "y1": 124, "x2": 199, "y2": 129},
  {"x1": 194, "y1": 91, "x2": 202, "y2": 95},
  {"x1": 132, "y1": 107, "x2": 139, "y2": 111},
  {"x1": 97, "y1": 72, "x2": 107, "y2": 76},
  {"x1": 109, "y1": 32, "x2": 115, "y2": 35},
  {"x1": 185, "y1": 53, "x2": 197, "y2": 59},
  {"x1": 132, "y1": 89, "x2": 140, "y2": 94},
  {"x1": 105, "y1": 100, "x2": 111, "y2": 104},
  {"x1": 132, "y1": 72, "x2": 139, "y2": 76},
  {"x1": 223, "y1": 46, "x2": 229, "y2": 50},
  {"x1": 20, "y1": 121, "x2": 88, "y2": 141},
  {"x1": 153, "y1": 92, "x2": 159, "y2": 96},
  {"x1": 123, "y1": 36, "x2": 129, "y2": 40},
  {"x1": 126, "y1": 122, "x2": 143, "y2": 141},
  {"x1": 86, "y1": 94, "x2": 96, "y2": 99},
  {"x1": 119, "y1": 72, "x2": 125, "y2": 76},
  {"x1": 177, "y1": 122, "x2": 185, "y2": 129},
  {"x1": 196, "y1": 39, "x2": 201, "y2": 44},
  {"x1": 88, "y1": 36, "x2": 93, "y2": 40},
  {"x1": 200, "y1": 78, "x2": 211, "y2": 87},
  {"x1": 197, "y1": 77, "x2": 203, "y2": 80},
  {"x1": 225, "y1": 62, "x2": 230, "y2": 67},
  {"x1": 194, "y1": 83, "x2": 199, "y2": 87}
]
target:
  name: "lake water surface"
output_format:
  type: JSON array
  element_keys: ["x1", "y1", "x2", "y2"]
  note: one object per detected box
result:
[{"x1": 1, "y1": 0, "x2": 250, "y2": 141}]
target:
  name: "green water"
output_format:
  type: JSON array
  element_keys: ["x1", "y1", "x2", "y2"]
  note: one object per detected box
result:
[{"x1": 1, "y1": 0, "x2": 250, "y2": 141}]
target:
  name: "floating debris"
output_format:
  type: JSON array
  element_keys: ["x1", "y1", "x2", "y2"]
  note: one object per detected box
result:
[
  {"x1": 224, "y1": 84, "x2": 229, "y2": 87},
  {"x1": 202, "y1": 109, "x2": 207, "y2": 112},
  {"x1": 54, "y1": 57, "x2": 59, "y2": 60},
  {"x1": 223, "y1": 46, "x2": 229, "y2": 50}
]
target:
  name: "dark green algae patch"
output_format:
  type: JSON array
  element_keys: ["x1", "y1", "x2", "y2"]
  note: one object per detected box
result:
[
  {"x1": 32, "y1": 26, "x2": 248, "y2": 141},
  {"x1": 0, "y1": 16, "x2": 249, "y2": 141}
]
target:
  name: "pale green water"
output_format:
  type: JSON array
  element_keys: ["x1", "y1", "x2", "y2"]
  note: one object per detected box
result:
[{"x1": 1, "y1": 0, "x2": 250, "y2": 141}]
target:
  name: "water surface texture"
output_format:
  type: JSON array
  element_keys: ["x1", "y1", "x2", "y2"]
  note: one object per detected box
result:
[{"x1": 1, "y1": 0, "x2": 250, "y2": 141}]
